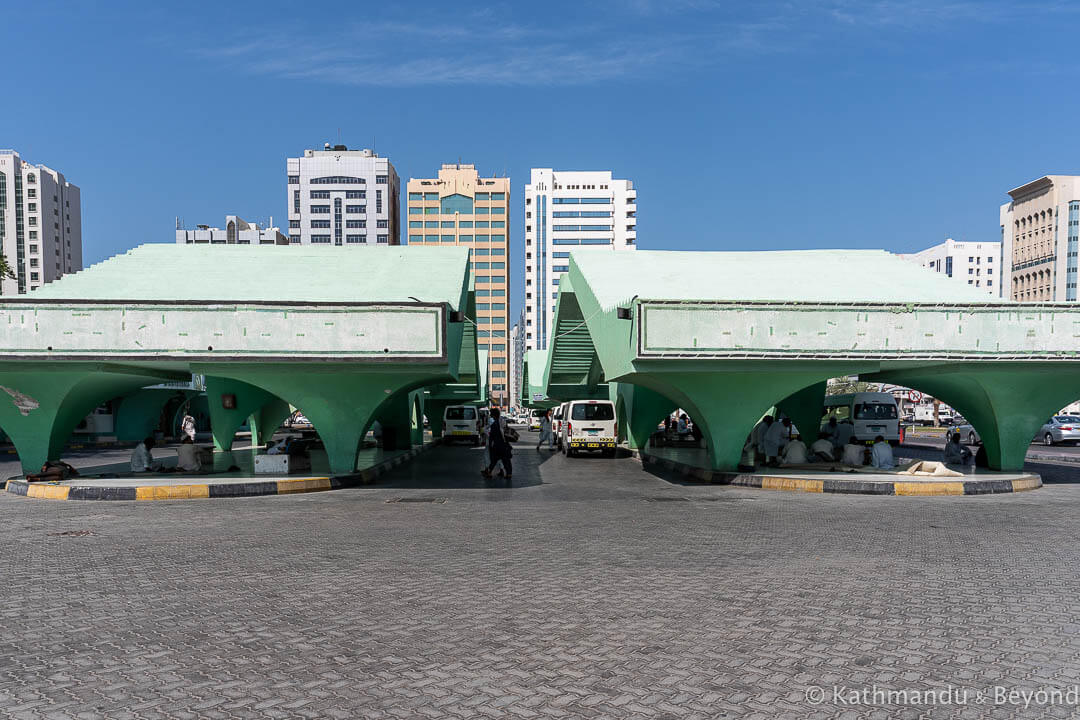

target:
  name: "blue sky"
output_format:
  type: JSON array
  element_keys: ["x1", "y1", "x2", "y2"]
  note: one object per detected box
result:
[{"x1": 4, "y1": 0, "x2": 1080, "y2": 319}]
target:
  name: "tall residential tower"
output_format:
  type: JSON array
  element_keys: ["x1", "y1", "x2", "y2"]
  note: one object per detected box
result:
[
  {"x1": 406, "y1": 164, "x2": 510, "y2": 406},
  {"x1": 286, "y1": 144, "x2": 399, "y2": 246},
  {"x1": 524, "y1": 169, "x2": 636, "y2": 350},
  {"x1": 0, "y1": 150, "x2": 82, "y2": 295}
]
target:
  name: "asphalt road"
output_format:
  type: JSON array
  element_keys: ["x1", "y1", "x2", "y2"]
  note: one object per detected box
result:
[{"x1": 1, "y1": 430, "x2": 1079, "y2": 718}]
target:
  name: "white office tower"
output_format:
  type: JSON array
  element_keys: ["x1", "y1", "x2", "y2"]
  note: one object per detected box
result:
[
  {"x1": 897, "y1": 238, "x2": 1001, "y2": 295},
  {"x1": 286, "y1": 144, "x2": 400, "y2": 246},
  {"x1": 0, "y1": 149, "x2": 82, "y2": 294},
  {"x1": 523, "y1": 169, "x2": 636, "y2": 350},
  {"x1": 509, "y1": 309, "x2": 526, "y2": 407}
]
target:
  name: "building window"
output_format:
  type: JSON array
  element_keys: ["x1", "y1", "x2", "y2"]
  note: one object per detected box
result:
[
  {"x1": 409, "y1": 234, "x2": 422, "y2": 242},
  {"x1": 441, "y1": 221, "x2": 455, "y2": 228},
  {"x1": 311, "y1": 220, "x2": 331, "y2": 228},
  {"x1": 408, "y1": 192, "x2": 423, "y2": 201},
  {"x1": 440, "y1": 194, "x2": 474, "y2": 214},
  {"x1": 346, "y1": 190, "x2": 365, "y2": 199},
  {"x1": 376, "y1": 175, "x2": 388, "y2": 184},
  {"x1": 30, "y1": 272, "x2": 39, "y2": 281},
  {"x1": 289, "y1": 220, "x2": 301, "y2": 229},
  {"x1": 376, "y1": 190, "x2": 383, "y2": 213},
  {"x1": 346, "y1": 205, "x2": 366, "y2": 213},
  {"x1": 346, "y1": 234, "x2": 366, "y2": 243},
  {"x1": 310, "y1": 234, "x2": 331, "y2": 243},
  {"x1": 311, "y1": 205, "x2": 330, "y2": 214},
  {"x1": 311, "y1": 176, "x2": 364, "y2": 184},
  {"x1": 288, "y1": 175, "x2": 299, "y2": 184},
  {"x1": 377, "y1": 234, "x2": 388, "y2": 243},
  {"x1": 310, "y1": 190, "x2": 330, "y2": 199},
  {"x1": 346, "y1": 220, "x2": 366, "y2": 228},
  {"x1": 409, "y1": 221, "x2": 423, "y2": 228},
  {"x1": 377, "y1": 219, "x2": 388, "y2": 228}
]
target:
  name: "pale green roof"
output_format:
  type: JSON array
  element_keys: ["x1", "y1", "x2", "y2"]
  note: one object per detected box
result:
[
  {"x1": 570, "y1": 249, "x2": 1002, "y2": 310},
  {"x1": 30, "y1": 244, "x2": 472, "y2": 306}
]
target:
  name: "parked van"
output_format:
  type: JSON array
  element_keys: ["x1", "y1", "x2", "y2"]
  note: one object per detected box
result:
[
  {"x1": 529, "y1": 408, "x2": 545, "y2": 431},
  {"x1": 552, "y1": 404, "x2": 565, "y2": 448},
  {"x1": 563, "y1": 399, "x2": 618, "y2": 457},
  {"x1": 442, "y1": 405, "x2": 480, "y2": 445},
  {"x1": 822, "y1": 392, "x2": 900, "y2": 443},
  {"x1": 913, "y1": 404, "x2": 954, "y2": 426}
]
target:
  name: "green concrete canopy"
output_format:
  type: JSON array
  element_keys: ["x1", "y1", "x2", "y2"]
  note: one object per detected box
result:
[
  {"x1": 541, "y1": 248, "x2": 1080, "y2": 471},
  {"x1": 519, "y1": 348, "x2": 557, "y2": 409},
  {"x1": 0, "y1": 244, "x2": 476, "y2": 474}
]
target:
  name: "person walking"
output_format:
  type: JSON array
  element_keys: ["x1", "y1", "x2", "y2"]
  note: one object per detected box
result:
[
  {"x1": 537, "y1": 409, "x2": 554, "y2": 451},
  {"x1": 482, "y1": 408, "x2": 513, "y2": 483},
  {"x1": 181, "y1": 408, "x2": 196, "y2": 442}
]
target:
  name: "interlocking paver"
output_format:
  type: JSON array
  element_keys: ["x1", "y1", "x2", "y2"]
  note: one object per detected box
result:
[{"x1": 0, "y1": 435, "x2": 1079, "y2": 718}]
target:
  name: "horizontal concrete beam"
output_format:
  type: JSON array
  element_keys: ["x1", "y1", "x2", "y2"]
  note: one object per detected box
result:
[
  {"x1": 0, "y1": 302, "x2": 445, "y2": 362},
  {"x1": 638, "y1": 301, "x2": 1080, "y2": 361}
]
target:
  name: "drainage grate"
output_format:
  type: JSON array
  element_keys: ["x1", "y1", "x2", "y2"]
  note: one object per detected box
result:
[
  {"x1": 47, "y1": 530, "x2": 94, "y2": 537},
  {"x1": 386, "y1": 497, "x2": 447, "y2": 504},
  {"x1": 643, "y1": 496, "x2": 689, "y2": 502}
]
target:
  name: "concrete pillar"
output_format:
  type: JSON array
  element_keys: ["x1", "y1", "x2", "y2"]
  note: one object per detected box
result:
[
  {"x1": 196, "y1": 365, "x2": 431, "y2": 476},
  {"x1": 872, "y1": 364, "x2": 1080, "y2": 470},
  {"x1": 0, "y1": 365, "x2": 181, "y2": 474},
  {"x1": 614, "y1": 383, "x2": 676, "y2": 450},
  {"x1": 775, "y1": 381, "x2": 827, "y2": 443},
  {"x1": 249, "y1": 397, "x2": 292, "y2": 448},
  {"x1": 204, "y1": 376, "x2": 283, "y2": 454},
  {"x1": 634, "y1": 369, "x2": 839, "y2": 471}
]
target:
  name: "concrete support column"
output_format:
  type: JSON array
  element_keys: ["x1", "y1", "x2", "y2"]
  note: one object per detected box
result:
[
  {"x1": 249, "y1": 397, "x2": 292, "y2": 448},
  {"x1": 204, "y1": 376, "x2": 282, "y2": 454},
  {"x1": 634, "y1": 370, "x2": 840, "y2": 471},
  {"x1": 0, "y1": 365, "x2": 182, "y2": 474},
  {"x1": 871, "y1": 364, "x2": 1080, "y2": 470},
  {"x1": 614, "y1": 383, "x2": 676, "y2": 450},
  {"x1": 197, "y1": 365, "x2": 429, "y2": 476},
  {"x1": 775, "y1": 381, "x2": 827, "y2": 442}
]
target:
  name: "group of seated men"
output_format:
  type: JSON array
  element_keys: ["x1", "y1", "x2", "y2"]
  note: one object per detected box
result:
[{"x1": 743, "y1": 415, "x2": 894, "y2": 469}]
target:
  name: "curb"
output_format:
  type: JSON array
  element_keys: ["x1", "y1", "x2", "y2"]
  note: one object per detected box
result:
[
  {"x1": 6, "y1": 441, "x2": 439, "y2": 502},
  {"x1": 633, "y1": 449, "x2": 1042, "y2": 496}
]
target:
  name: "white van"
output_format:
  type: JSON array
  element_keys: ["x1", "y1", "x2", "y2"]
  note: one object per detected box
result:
[
  {"x1": 563, "y1": 399, "x2": 617, "y2": 457},
  {"x1": 554, "y1": 402, "x2": 570, "y2": 449},
  {"x1": 529, "y1": 408, "x2": 545, "y2": 431},
  {"x1": 442, "y1": 405, "x2": 480, "y2": 445},
  {"x1": 822, "y1": 392, "x2": 900, "y2": 443}
]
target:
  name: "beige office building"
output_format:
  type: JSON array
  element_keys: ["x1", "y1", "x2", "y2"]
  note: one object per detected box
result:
[
  {"x1": 1000, "y1": 175, "x2": 1080, "y2": 302},
  {"x1": 407, "y1": 165, "x2": 510, "y2": 406}
]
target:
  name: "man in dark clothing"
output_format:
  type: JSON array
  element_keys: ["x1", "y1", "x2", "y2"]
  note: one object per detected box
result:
[{"x1": 481, "y1": 408, "x2": 513, "y2": 483}]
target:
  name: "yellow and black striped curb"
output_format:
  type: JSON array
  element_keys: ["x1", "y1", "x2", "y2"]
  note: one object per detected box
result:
[
  {"x1": 635, "y1": 451, "x2": 1042, "y2": 496},
  {"x1": 4, "y1": 442, "x2": 438, "y2": 501}
]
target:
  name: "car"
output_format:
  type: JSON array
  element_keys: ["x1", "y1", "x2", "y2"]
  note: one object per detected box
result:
[
  {"x1": 953, "y1": 423, "x2": 981, "y2": 445},
  {"x1": 1037, "y1": 416, "x2": 1080, "y2": 446},
  {"x1": 529, "y1": 409, "x2": 545, "y2": 431}
]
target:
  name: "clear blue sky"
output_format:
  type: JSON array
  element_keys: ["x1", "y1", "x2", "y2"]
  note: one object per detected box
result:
[{"x1": 4, "y1": 0, "x2": 1079, "y2": 319}]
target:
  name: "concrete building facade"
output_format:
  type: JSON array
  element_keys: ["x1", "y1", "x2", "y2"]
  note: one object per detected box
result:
[
  {"x1": 509, "y1": 309, "x2": 526, "y2": 410},
  {"x1": 406, "y1": 164, "x2": 510, "y2": 406},
  {"x1": 524, "y1": 169, "x2": 636, "y2": 351},
  {"x1": 287, "y1": 144, "x2": 399, "y2": 247},
  {"x1": 176, "y1": 216, "x2": 289, "y2": 246},
  {"x1": 897, "y1": 238, "x2": 1000, "y2": 295},
  {"x1": 0, "y1": 149, "x2": 82, "y2": 295},
  {"x1": 1000, "y1": 175, "x2": 1080, "y2": 302}
]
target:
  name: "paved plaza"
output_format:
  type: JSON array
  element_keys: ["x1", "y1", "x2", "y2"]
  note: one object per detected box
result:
[{"x1": 2, "y1": 431, "x2": 1080, "y2": 718}]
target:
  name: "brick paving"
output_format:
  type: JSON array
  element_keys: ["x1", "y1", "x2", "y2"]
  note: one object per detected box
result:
[{"x1": 2, "y1": 432, "x2": 1080, "y2": 718}]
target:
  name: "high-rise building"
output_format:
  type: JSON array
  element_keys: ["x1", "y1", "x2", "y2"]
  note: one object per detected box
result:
[
  {"x1": 509, "y1": 309, "x2": 526, "y2": 410},
  {"x1": 406, "y1": 164, "x2": 510, "y2": 406},
  {"x1": 897, "y1": 238, "x2": 1000, "y2": 296},
  {"x1": 176, "y1": 215, "x2": 289, "y2": 246},
  {"x1": 286, "y1": 144, "x2": 399, "y2": 247},
  {"x1": 0, "y1": 149, "x2": 82, "y2": 295},
  {"x1": 1000, "y1": 175, "x2": 1080, "y2": 301},
  {"x1": 524, "y1": 169, "x2": 636, "y2": 350}
]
